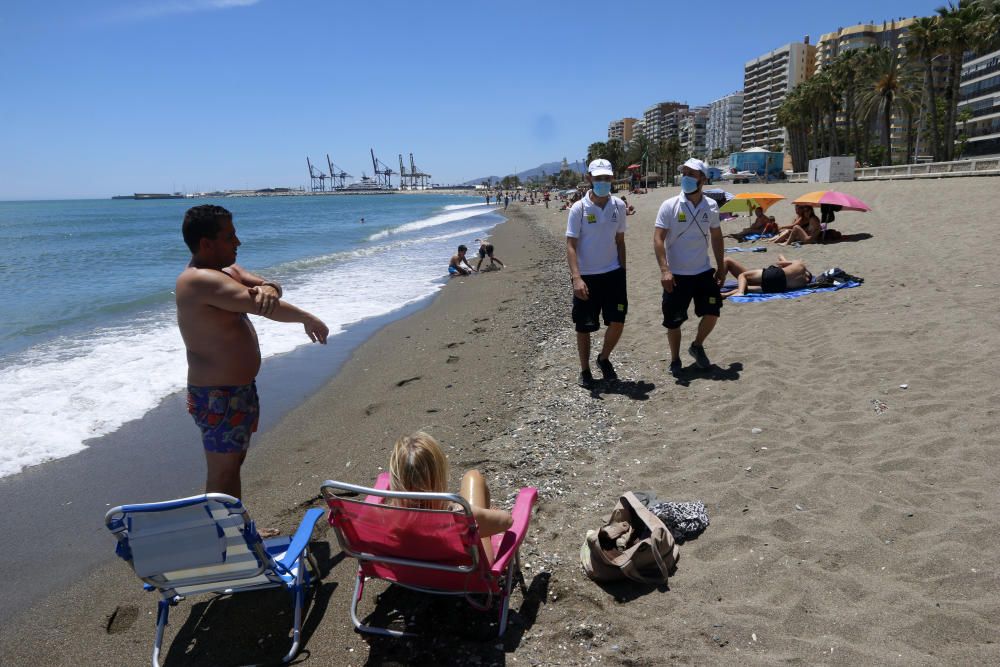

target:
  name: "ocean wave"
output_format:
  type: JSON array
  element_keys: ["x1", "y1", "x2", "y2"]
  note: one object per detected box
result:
[{"x1": 367, "y1": 204, "x2": 493, "y2": 241}]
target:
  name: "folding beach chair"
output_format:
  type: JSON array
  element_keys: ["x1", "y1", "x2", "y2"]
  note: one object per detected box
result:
[
  {"x1": 321, "y1": 473, "x2": 537, "y2": 637},
  {"x1": 105, "y1": 494, "x2": 324, "y2": 666}
]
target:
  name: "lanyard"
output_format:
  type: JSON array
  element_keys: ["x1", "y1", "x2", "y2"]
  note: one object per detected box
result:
[{"x1": 674, "y1": 200, "x2": 708, "y2": 242}]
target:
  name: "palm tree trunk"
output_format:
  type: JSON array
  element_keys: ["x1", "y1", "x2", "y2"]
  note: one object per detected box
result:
[
  {"x1": 882, "y1": 95, "x2": 893, "y2": 166},
  {"x1": 924, "y1": 60, "x2": 941, "y2": 161}
]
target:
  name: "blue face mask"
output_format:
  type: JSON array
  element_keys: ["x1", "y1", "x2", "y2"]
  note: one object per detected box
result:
[
  {"x1": 680, "y1": 175, "x2": 700, "y2": 194},
  {"x1": 592, "y1": 181, "x2": 612, "y2": 197}
]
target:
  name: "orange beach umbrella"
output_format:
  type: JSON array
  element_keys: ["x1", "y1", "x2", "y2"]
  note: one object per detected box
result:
[{"x1": 718, "y1": 192, "x2": 785, "y2": 215}]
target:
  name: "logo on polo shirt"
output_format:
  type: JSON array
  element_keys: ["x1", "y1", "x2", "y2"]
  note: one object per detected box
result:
[
  {"x1": 678, "y1": 212, "x2": 687, "y2": 222},
  {"x1": 586, "y1": 214, "x2": 597, "y2": 224}
]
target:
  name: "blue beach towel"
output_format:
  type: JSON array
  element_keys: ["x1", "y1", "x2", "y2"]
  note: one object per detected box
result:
[
  {"x1": 741, "y1": 233, "x2": 775, "y2": 241},
  {"x1": 726, "y1": 246, "x2": 767, "y2": 253},
  {"x1": 725, "y1": 280, "x2": 862, "y2": 303}
]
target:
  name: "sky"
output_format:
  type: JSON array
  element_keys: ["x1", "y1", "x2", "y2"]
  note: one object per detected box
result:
[{"x1": 0, "y1": 0, "x2": 944, "y2": 200}]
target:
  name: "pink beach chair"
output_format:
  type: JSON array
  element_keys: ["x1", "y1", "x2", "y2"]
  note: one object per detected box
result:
[{"x1": 321, "y1": 473, "x2": 537, "y2": 637}]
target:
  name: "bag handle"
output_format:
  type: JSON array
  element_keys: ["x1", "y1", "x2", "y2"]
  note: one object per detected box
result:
[{"x1": 618, "y1": 529, "x2": 673, "y2": 585}]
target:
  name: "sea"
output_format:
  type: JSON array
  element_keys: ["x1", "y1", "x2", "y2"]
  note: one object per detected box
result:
[{"x1": 0, "y1": 193, "x2": 501, "y2": 479}]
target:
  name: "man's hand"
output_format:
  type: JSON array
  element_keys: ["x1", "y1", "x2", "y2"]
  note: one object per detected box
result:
[
  {"x1": 248, "y1": 285, "x2": 280, "y2": 316},
  {"x1": 714, "y1": 267, "x2": 727, "y2": 286},
  {"x1": 661, "y1": 270, "x2": 675, "y2": 293},
  {"x1": 572, "y1": 277, "x2": 589, "y2": 300},
  {"x1": 304, "y1": 316, "x2": 329, "y2": 344}
]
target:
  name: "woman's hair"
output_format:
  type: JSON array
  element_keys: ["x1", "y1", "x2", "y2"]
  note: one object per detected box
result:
[{"x1": 388, "y1": 431, "x2": 449, "y2": 509}]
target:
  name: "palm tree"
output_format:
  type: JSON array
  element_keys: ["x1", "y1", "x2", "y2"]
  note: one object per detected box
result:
[
  {"x1": 857, "y1": 47, "x2": 903, "y2": 165},
  {"x1": 936, "y1": 1, "x2": 985, "y2": 160},
  {"x1": 906, "y1": 16, "x2": 944, "y2": 160},
  {"x1": 894, "y1": 61, "x2": 926, "y2": 163},
  {"x1": 777, "y1": 86, "x2": 810, "y2": 171}
]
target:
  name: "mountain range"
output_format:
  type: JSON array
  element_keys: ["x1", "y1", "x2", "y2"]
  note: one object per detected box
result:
[{"x1": 463, "y1": 159, "x2": 586, "y2": 186}]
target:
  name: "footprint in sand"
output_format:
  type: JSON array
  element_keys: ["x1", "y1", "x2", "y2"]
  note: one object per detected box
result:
[
  {"x1": 364, "y1": 403, "x2": 380, "y2": 415},
  {"x1": 445, "y1": 341, "x2": 464, "y2": 349},
  {"x1": 446, "y1": 355, "x2": 459, "y2": 364},
  {"x1": 106, "y1": 605, "x2": 138, "y2": 634},
  {"x1": 396, "y1": 376, "x2": 421, "y2": 387}
]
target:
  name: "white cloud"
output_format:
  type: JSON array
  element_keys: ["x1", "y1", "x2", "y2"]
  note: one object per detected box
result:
[{"x1": 100, "y1": 0, "x2": 262, "y2": 23}]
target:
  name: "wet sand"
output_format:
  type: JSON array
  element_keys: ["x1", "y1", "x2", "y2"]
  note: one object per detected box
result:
[{"x1": 2, "y1": 179, "x2": 999, "y2": 665}]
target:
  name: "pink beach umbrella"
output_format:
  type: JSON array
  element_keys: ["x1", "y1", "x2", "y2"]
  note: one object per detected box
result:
[{"x1": 792, "y1": 190, "x2": 872, "y2": 212}]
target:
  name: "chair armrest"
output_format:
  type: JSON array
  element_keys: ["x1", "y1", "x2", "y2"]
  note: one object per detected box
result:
[
  {"x1": 364, "y1": 472, "x2": 391, "y2": 504},
  {"x1": 490, "y1": 487, "x2": 537, "y2": 576},
  {"x1": 276, "y1": 507, "x2": 325, "y2": 571}
]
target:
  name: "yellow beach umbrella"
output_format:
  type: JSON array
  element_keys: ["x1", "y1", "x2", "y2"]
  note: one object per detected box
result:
[{"x1": 718, "y1": 192, "x2": 785, "y2": 215}]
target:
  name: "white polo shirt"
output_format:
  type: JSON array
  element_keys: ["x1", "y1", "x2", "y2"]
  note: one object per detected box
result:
[
  {"x1": 566, "y1": 192, "x2": 627, "y2": 275},
  {"x1": 654, "y1": 192, "x2": 720, "y2": 276}
]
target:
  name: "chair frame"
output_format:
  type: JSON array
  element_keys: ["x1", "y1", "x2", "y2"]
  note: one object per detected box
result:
[
  {"x1": 106, "y1": 494, "x2": 324, "y2": 666},
  {"x1": 321, "y1": 474, "x2": 536, "y2": 638}
]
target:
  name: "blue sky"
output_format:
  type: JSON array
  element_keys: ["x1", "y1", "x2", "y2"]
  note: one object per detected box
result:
[{"x1": 1, "y1": 0, "x2": 942, "y2": 199}]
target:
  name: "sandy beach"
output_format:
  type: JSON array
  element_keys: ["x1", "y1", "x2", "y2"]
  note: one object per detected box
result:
[{"x1": 2, "y1": 178, "x2": 999, "y2": 665}]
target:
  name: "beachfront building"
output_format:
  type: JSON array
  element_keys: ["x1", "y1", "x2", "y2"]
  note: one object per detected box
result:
[
  {"x1": 958, "y1": 49, "x2": 1000, "y2": 158},
  {"x1": 679, "y1": 107, "x2": 709, "y2": 158},
  {"x1": 706, "y1": 91, "x2": 743, "y2": 158},
  {"x1": 741, "y1": 38, "x2": 816, "y2": 152},
  {"x1": 815, "y1": 18, "x2": 916, "y2": 71},
  {"x1": 643, "y1": 101, "x2": 688, "y2": 144},
  {"x1": 608, "y1": 117, "x2": 639, "y2": 148}
]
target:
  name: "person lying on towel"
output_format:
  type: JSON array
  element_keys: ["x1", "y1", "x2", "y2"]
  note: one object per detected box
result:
[{"x1": 721, "y1": 254, "x2": 812, "y2": 297}]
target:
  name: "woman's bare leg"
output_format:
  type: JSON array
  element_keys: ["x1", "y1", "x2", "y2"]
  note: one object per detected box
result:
[
  {"x1": 460, "y1": 469, "x2": 495, "y2": 563},
  {"x1": 723, "y1": 257, "x2": 748, "y2": 279}
]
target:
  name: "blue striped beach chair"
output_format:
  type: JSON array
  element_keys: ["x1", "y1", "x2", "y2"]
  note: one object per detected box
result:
[{"x1": 105, "y1": 494, "x2": 324, "y2": 666}]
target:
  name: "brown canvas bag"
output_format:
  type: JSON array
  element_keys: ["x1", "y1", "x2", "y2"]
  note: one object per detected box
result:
[{"x1": 580, "y1": 492, "x2": 679, "y2": 585}]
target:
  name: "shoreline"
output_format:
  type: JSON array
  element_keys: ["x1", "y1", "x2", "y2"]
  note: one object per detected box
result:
[{"x1": 3, "y1": 181, "x2": 1000, "y2": 664}]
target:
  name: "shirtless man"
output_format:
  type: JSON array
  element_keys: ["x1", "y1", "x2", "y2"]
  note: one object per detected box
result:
[
  {"x1": 770, "y1": 205, "x2": 822, "y2": 246},
  {"x1": 448, "y1": 244, "x2": 477, "y2": 276},
  {"x1": 721, "y1": 254, "x2": 813, "y2": 297},
  {"x1": 176, "y1": 205, "x2": 329, "y2": 498}
]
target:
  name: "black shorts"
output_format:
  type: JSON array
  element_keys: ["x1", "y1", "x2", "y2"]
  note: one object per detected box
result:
[
  {"x1": 661, "y1": 269, "x2": 722, "y2": 329},
  {"x1": 478, "y1": 244, "x2": 493, "y2": 259},
  {"x1": 572, "y1": 268, "x2": 627, "y2": 333}
]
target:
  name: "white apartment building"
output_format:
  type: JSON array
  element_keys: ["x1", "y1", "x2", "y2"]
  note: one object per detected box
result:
[
  {"x1": 959, "y1": 49, "x2": 1000, "y2": 157},
  {"x1": 643, "y1": 101, "x2": 688, "y2": 144},
  {"x1": 706, "y1": 91, "x2": 744, "y2": 156},
  {"x1": 679, "y1": 107, "x2": 710, "y2": 158},
  {"x1": 741, "y1": 39, "x2": 816, "y2": 150}
]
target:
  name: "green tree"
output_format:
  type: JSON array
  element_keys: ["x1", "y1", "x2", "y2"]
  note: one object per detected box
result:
[
  {"x1": 907, "y1": 16, "x2": 945, "y2": 160},
  {"x1": 857, "y1": 47, "x2": 904, "y2": 165},
  {"x1": 936, "y1": 0, "x2": 985, "y2": 160}
]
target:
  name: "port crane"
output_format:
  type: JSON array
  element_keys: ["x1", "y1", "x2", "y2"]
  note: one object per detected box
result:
[
  {"x1": 409, "y1": 153, "x2": 431, "y2": 190},
  {"x1": 306, "y1": 157, "x2": 327, "y2": 192},
  {"x1": 370, "y1": 148, "x2": 395, "y2": 189},
  {"x1": 327, "y1": 154, "x2": 352, "y2": 189}
]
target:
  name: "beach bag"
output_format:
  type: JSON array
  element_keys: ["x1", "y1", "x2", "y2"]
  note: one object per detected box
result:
[{"x1": 580, "y1": 492, "x2": 679, "y2": 585}]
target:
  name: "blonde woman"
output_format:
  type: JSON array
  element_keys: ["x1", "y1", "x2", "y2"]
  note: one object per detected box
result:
[{"x1": 389, "y1": 432, "x2": 512, "y2": 563}]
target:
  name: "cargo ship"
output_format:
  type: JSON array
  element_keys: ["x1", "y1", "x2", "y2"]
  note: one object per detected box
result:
[{"x1": 111, "y1": 193, "x2": 186, "y2": 200}]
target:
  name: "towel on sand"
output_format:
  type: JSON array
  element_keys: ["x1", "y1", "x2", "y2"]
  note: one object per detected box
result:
[
  {"x1": 726, "y1": 246, "x2": 767, "y2": 253},
  {"x1": 725, "y1": 280, "x2": 862, "y2": 303}
]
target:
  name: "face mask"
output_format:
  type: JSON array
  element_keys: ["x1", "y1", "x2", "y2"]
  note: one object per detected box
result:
[
  {"x1": 592, "y1": 181, "x2": 612, "y2": 197},
  {"x1": 680, "y1": 175, "x2": 700, "y2": 194}
]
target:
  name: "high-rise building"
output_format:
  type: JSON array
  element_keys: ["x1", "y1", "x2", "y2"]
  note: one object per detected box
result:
[
  {"x1": 815, "y1": 18, "x2": 916, "y2": 72},
  {"x1": 679, "y1": 107, "x2": 710, "y2": 158},
  {"x1": 607, "y1": 117, "x2": 638, "y2": 146},
  {"x1": 632, "y1": 119, "x2": 646, "y2": 141},
  {"x1": 741, "y1": 39, "x2": 816, "y2": 151},
  {"x1": 643, "y1": 101, "x2": 688, "y2": 144},
  {"x1": 706, "y1": 91, "x2": 744, "y2": 157},
  {"x1": 958, "y1": 49, "x2": 1000, "y2": 158}
]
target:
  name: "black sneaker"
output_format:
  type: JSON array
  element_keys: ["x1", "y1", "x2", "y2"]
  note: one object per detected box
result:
[
  {"x1": 669, "y1": 359, "x2": 683, "y2": 377},
  {"x1": 596, "y1": 355, "x2": 618, "y2": 380},
  {"x1": 689, "y1": 344, "x2": 711, "y2": 369},
  {"x1": 578, "y1": 369, "x2": 595, "y2": 388}
]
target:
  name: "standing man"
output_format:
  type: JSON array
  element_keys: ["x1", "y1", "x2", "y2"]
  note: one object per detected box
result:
[
  {"x1": 653, "y1": 158, "x2": 726, "y2": 376},
  {"x1": 176, "y1": 205, "x2": 329, "y2": 499},
  {"x1": 566, "y1": 159, "x2": 628, "y2": 387}
]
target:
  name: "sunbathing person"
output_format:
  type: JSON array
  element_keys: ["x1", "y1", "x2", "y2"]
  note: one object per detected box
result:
[
  {"x1": 721, "y1": 254, "x2": 813, "y2": 297},
  {"x1": 770, "y1": 205, "x2": 822, "y2": 245},
  {"x1": 389, "y1": 431, "x2": 512, "y2": 563},
  {"x1": 729, "y1": 206, "x2": 777, "y2": 240}
]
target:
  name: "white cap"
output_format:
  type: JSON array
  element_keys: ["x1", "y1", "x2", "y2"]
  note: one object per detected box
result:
[
  {"x1": 679, "y1": 158, "x2": 709, "y2": 178},
  {"x1": 588, "y1": 159, "x2": 614, "y2": 177}
]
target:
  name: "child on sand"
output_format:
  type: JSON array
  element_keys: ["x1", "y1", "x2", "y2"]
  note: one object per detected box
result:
[
  {"x1": 448, "y1": 244, "x2": 477, "y2": 276},
  {"x1": 389, "y1": 432, "x2": 512, "y2": 563}
]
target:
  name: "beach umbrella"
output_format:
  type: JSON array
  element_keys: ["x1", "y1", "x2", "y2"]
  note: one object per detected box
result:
[
  {"x1": 792, "y1": 190, "x2": 872, "y2": 212},
  {"x1": 718, "y1": 192, "x2": 785, "y2": 215},
  {"x1": 626, "y1": 164, "x2": 641, "y2": 170}
]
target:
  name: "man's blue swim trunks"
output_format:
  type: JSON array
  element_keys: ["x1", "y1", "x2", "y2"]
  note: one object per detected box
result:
[{"x1": 187, "y1": 381, "x2": 260, "y2": 453}]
